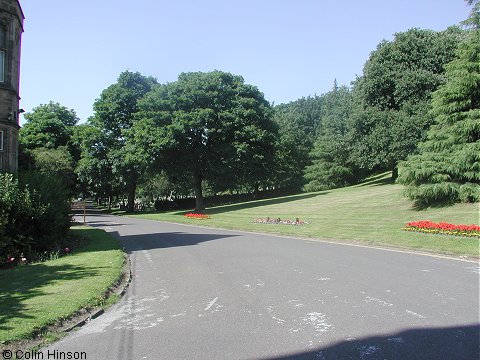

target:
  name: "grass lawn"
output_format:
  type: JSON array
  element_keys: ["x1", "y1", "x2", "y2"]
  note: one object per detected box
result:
[
  {"x1": 0, "y1": 226, "x2": 125, "y2": 344},
  {"x1": 130, "y1": 174, "x2": 479, "y2": 257}
]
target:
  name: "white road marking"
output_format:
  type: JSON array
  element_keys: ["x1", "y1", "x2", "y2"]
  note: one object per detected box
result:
[
  {"x1": 142, "y1": 250, "x2": 153, "y2": 264},
  {"x1": 288, "y1": 299, "x2": 305, "y2": 308},
  {"x1": 302, "y1": 312, "x2": 334, "y2": 333},
  {"x1": 267, "y1": 306, "x2": 286, "y2": 324},
  {"x1": 406, "y1": 309, "x2": 426, "y2": 319},
  {"x1": 205, "y1": 297, "x2": 219, "y2": 311},
  {"x1": 170, "y1": 313, "x2": 186, "y2": 318},
  {"x1": 364, "y1": 296, "x2": 393, "y2": 307}
]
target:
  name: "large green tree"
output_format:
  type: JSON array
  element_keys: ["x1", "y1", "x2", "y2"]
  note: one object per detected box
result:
[
  {"x1": 131, "y1": 71, "x2": 276, "y2": 211},
  {"x1": 20, "y1": 102, "x2": 79, "y2": 151},
  {"x1": 19, "y1": 102, "x2": 79, "y2": 194},
  {"x1": 350, "y1": 27, "x2": 464, "y2": 179},
  {"x1": 273, "y1": 95, "x2": 323, "y2": 190},
  {"x1": 72, "y1": 124, "x2": 118, "y2": 204},
  {"x1": 91, "y1": 70, "x2": 157, "y2": 211},
  {"x1": 304, "y1": 84, "x2": 359, "y2": 191},
  {"x1": 359, "y1": 27, "x2": 463, "y2": 111},
  {"x1": 398, "y1": 1, "x2": 480, "y2": 206},
  {"x1": 23, "y1": 101, "x2": 79, "y2": 126}
]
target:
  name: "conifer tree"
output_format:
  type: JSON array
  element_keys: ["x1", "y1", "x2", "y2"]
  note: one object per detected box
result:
[
  {"x1": 398, "y1": 1, "x2": 480, "y2": 206},
  {"x1": 303, "y1": 84, "x2": 358, "y2": 191}
]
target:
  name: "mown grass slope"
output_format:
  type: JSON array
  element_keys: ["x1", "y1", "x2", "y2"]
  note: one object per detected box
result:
[
  {"x1": 0, "y1": 227, "x2": 125, "y2": 344},
  {"x1": 131, "y1": 174, "x2": 479, "y2": 257}
]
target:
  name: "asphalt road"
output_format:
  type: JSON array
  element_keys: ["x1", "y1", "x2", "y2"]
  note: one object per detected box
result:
[{"x1": 45, "y1": 210, "x2": 479, "y2": 360}]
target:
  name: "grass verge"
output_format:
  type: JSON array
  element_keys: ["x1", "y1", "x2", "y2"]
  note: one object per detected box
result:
[
  {"x1": 130, "y1": 174, "x2": 479, "y2": 257},
  {"x1": 0, "y1": 226, "x2": 125, "y2": 345}
]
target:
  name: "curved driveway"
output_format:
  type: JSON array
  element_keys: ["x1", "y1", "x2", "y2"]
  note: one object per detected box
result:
[{"x1": 46, "y1": 210, "x2": 479, "y2": 360}]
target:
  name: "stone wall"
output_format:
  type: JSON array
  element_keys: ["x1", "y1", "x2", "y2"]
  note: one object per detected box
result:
[{"x1": 0, "y1": 0, "x2": 23, "y2": 173}]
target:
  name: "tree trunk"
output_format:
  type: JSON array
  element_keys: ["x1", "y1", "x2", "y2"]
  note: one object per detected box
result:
[
  {"x1": 127, "y1": 177, "x2": 137, "y2": 213},
  {"x1": 193, "y1": 169, "x2": 205, "y2": 212},
  {"x1": 392, "y1": 167, "x2": 399, "y2": 181},
  {"x1": 254, "y1": 182, "x2": 260, "y2": 199}
]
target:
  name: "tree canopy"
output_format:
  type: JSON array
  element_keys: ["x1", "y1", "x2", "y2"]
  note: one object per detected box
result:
[
  {"x1": 88, "y1": 70, "x2": 158, "y2": 211},
  {"x1": 398, "y1": 4, "x2": 480, "y2": 206},
  {"x1": 348, "y1": 27, "x2": 463, "y2": 178},
  {"x1": 23, "y1": 101, "x2": 79, "y2": 127},
  {"x1": 20, "y1": 102, "x2": 79, "y2": 150},
  {"x1": 303, "y1": 84, "x2": 358, "y2": 191},
  {"x1": 130, "y1": 71, "x2": 277, "y2": 211}
]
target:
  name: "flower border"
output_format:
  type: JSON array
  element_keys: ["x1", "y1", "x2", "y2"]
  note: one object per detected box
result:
[
  {"x1": 403, "y1": 221, "x2": 480, "y2": 238},
  {"x1": 184, "y1": 213, "x2": 211, "y2": 220}
]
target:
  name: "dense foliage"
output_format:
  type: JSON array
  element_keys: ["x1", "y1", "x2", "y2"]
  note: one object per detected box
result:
[
  {"x1": 88, "y1": 71, "x2": 158, "y2": 211},
  {"x1": 303, "y1": 84, "x2": 358, "y2": 191},
  {"x1": 349, "y1": 27, "x2": 463, "y2": 178},
  {"x1": 273, "y1": 95, "x2": 323, "y2": 190},
  {"x1": 0, "y1": 172, "x2": 71, "y2": 265},
  {"x1": 398, "y1": 4, "x2": 480, "y2": 206},
  {"x1": 130, "y1": 71, "x2": 277, "y2": 211}
]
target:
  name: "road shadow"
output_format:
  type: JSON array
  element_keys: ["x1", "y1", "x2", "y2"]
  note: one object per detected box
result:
[
  {"x1": 108, "y1": 231, "x2": 240, "y2": 252},
  {"x1": 259, "y1": 324, "x2": 480, "y2": 360},
  {"x1": 80, "y1": 220, "x2": 127, "y2": 227},
  {"x1": 0, "y1": 263, "x2": 99, "y2": 334},
  {"x1": 71, "y1": 206, "x2": 111, "y2": 217}
]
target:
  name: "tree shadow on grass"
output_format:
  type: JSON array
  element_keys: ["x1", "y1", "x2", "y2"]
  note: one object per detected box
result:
[
  {"x1": 411, "y1": 199, "x2": 457, "y2": 211},
  {"x1": 68, "y1": 228, "x2": 123, "y2": 254},
  {"x1": 260, "y1": 324, "x2": 479, "y2": 360},
  {"x1": 175, "y1": 192, "x2": 327, "y2": 215},
  {"x1": 0, "y1": 263, "x2": 99, "y2": 335},
  {"x1": 356, "y1": 174, "x2": 395, "y2": 187}
]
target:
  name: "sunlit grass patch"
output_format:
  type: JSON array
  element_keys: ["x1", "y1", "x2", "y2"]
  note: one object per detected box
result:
[
  {"x1": 130, "y1": 173, "x2": 479, "y2": 257},
  {"x1": 0, "y1": 226, "x2": 124, "y2": 344}
]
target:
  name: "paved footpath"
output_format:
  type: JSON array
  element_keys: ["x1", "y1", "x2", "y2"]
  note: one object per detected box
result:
[{"x1": 45, "y1": 209, "x2": 479, "y2": 360}]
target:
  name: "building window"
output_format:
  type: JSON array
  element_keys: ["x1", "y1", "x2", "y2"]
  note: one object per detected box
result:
[
  {"x1": 0, "y1": 26, "x2": 5, "y2": 83},
  {"x1": 0, "y1": 130, "x2": 4, "y2": 151}
]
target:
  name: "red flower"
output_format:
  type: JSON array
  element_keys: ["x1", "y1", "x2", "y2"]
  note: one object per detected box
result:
[
  {"x1": 184, "y1": 213, "x2": 211, "y2": 220},
  {"x1": 404, "y1": 221, "x2": 480, "y2": 237}
]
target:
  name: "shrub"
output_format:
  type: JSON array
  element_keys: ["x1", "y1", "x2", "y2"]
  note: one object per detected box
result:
[
  {"x1": 0, "y1": 171, "x2": 71, "y2": 265},
  {"x1": 0, "y1": 173, "x2": 35, "y2": 261}
]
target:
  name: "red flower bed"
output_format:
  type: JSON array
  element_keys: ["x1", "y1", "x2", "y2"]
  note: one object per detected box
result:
[
  {"x1": 184, "y1": 213, "x2": 211, "y2": 220},
  {"x1": 403, "y1": 220, "x2": 480, "y2": 238}
]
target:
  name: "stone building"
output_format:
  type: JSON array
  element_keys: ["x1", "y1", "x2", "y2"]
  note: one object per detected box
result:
[{"x1": 0, "y1": 0, "x2": 23, "y2": 173}]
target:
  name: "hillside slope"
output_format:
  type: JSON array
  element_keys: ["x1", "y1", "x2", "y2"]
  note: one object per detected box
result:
[{"x1": 132, "y1": 175, "x2": 479, "y2": 257}]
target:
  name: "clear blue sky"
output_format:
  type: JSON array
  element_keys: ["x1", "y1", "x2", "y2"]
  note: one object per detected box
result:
[{"x1": 19, "y1": 0, "x2": 471, "y2": 124}]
